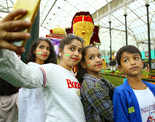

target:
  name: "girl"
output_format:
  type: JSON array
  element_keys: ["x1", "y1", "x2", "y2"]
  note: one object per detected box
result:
[
  {"x1": 0, "y1": 34, "x2": 86, "y2": 122},
  {"x1": 77, "y1": 45, "x2": 114, "y2": 122},
  {"x1": 18, "y1": 37, "x2": 57, "y2": 122}
]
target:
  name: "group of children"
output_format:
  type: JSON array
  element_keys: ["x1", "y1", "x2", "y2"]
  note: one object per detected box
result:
[{"x1": 0, "y1": 9, "x2": 155, "y2": 122}]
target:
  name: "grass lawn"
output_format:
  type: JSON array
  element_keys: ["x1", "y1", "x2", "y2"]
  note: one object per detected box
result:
[
  {"x1": 102, "y1": 74, "x2": 155, "y2": 86},
  {"x1": 102, "y1": 75, "x2": 124, "y2": 86}
]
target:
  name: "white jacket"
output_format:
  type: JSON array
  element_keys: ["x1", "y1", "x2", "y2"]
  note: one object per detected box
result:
[
  {"x1": 0, "y1": 49, "x2": 86, "y2": 122},
  {"x1": 18, "y1": 62, "x2": 45, "y2": 122}
]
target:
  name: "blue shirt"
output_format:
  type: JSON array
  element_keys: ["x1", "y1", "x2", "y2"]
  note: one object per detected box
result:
[{"x1": 113, "y1": 79, "x2": 155, "y2": 122}]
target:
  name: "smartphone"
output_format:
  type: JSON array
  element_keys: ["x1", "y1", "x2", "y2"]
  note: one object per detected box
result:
[{"x1": 13, "y1": 0, "x2": 41, "y2": 46}]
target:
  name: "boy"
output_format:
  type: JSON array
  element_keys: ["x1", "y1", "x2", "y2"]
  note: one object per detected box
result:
[{"x1": 113, "y1": 45, "x2": 155, "y2": 122}]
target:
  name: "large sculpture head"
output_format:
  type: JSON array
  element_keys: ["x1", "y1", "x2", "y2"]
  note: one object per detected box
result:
[{"x1": 71, "y1": 12, "x2": 94, "y2": 47}]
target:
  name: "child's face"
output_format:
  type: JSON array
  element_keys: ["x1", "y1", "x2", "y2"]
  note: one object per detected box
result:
[
  {"x1": 119, "y1": 52, "x2": 143, "y2": 77},
  {"x1": 34, "y1": 40, "x2": 50, "y2": 64},
  {"x1": 60, "y1": 39, "x2": 82, "y2": 70},
  {"x1": 83, "y1": 47, "x2": 103, "y2": 75}
]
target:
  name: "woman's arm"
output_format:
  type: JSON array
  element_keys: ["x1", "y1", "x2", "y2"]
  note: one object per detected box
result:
[
  {"x1": 0, "y1": 9, "x2": 43, "y2": 88},
  {"x1": 0, "y1": 9, "x2": 31, "y2": 54},
  {"x1": 0, "y1": 49, "x2": 43, "y2": 88}
]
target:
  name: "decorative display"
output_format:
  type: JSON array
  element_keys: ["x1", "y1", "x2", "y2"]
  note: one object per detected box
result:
[
  {"x1": 66, "y1": 11, "x2": 100, "y2": 47},
  {"x1": 46, "y1": 27, "x2": 66, "y2": 55}
]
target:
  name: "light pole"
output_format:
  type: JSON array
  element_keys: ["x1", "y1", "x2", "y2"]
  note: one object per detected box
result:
[
  {"x1": 145, "y1": 2, "x2": 152, "y2": 70},
  {"x1": 124, "y1": 0, "x2": 128, "y2": 45},
  {"x1": 109, "y1": 21, "x2": 112, "y2": 59},
  {"x1": 124, "y1": 14, "x2": 128, "y2": 45}
]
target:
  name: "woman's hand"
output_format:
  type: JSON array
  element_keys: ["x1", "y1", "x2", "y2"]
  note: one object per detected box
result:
[{"x1": 0, "y1": 9, "x2": 31, "y2": 54}]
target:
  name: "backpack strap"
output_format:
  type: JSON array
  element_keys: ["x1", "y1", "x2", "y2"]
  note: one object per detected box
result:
[{"x1": 39, "y1": 67, "x2": 47, "y2": 88}]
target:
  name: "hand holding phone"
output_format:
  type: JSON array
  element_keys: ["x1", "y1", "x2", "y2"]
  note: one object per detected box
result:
[{"x1": 13, "y1": 0, "x2": 40, "y2": 46}]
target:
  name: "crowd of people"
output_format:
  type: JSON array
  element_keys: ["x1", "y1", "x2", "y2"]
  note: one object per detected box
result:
[{"x1": 0, "y1": 9, "x2": 154, "y2": 122}]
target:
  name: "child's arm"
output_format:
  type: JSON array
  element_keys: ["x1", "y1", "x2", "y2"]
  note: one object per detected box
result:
[
  {"x1": 81, "y1": 80, "x2": 113, "y2": 121},
  {"x1": 0, "y1": 49, "x2": 43, "y2": 88},
  {"x1": 113, "y1": 88, "x2": 129, "y2": 122}
]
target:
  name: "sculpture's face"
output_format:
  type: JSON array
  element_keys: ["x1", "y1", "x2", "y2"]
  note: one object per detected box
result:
[{"x1": 73, "y1": 15, "x2": 94, "y2": 47}]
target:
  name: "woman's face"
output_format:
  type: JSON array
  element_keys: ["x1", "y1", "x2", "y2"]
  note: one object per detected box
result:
[
  {"x1": 34, "y1": 40, "x2": 50, "y2": 64},
  {"x1": 59, "y1": 39, "x2": 83, "y2": 70}
]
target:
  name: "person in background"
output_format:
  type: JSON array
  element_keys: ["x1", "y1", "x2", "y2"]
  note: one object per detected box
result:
[
  {"x1": 0, "y1": 17, "x2": 25, "y2": 121},
  {"x1": 0, "y1": 78, "x2": 19, "y2": 122},
  {"x1": 77, "y1": 45, "x2": 114, "y2": 122},
  {"x1": 18, "y1": 37, "x2": 57, "y2": 122},
  {"x1": 143, "y1": 62, "x2": 150, "y2": 72},
  {"x1": 109, "y1": 57, "x2": 116, "y2": 72},
  {"x1": 0, "y1": 10, "x2": 86, "y2": 121},
  {"x1": 102, "y1": 59, "x2": 107, "y2": 70},
  {"x1": 113, "y1": 45, "x2": 155, "y2": 122}
]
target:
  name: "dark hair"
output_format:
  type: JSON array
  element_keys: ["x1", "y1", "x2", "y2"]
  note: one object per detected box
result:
[
  {"x1": 116, "y1": 45, "x2": 142, "y2": 66},
  {"x1": 26, "y1": 37, "x2": 57, "y2": 64},
  {"x1": 58, "y1": 34, "x2": 84, "y2": 57},
  {"x1": 76, "y1": 45, "x2": 96, "y2": 84}
]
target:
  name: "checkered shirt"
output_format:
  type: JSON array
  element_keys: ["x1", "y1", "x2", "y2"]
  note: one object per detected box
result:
[{"x1": 80, "y1": 73, "x2": 114, "y2": 122}]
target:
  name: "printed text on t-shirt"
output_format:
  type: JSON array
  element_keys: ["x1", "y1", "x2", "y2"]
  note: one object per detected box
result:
[{"x1": 66, "y1": 79, "x2": 80, "y2": 89}]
